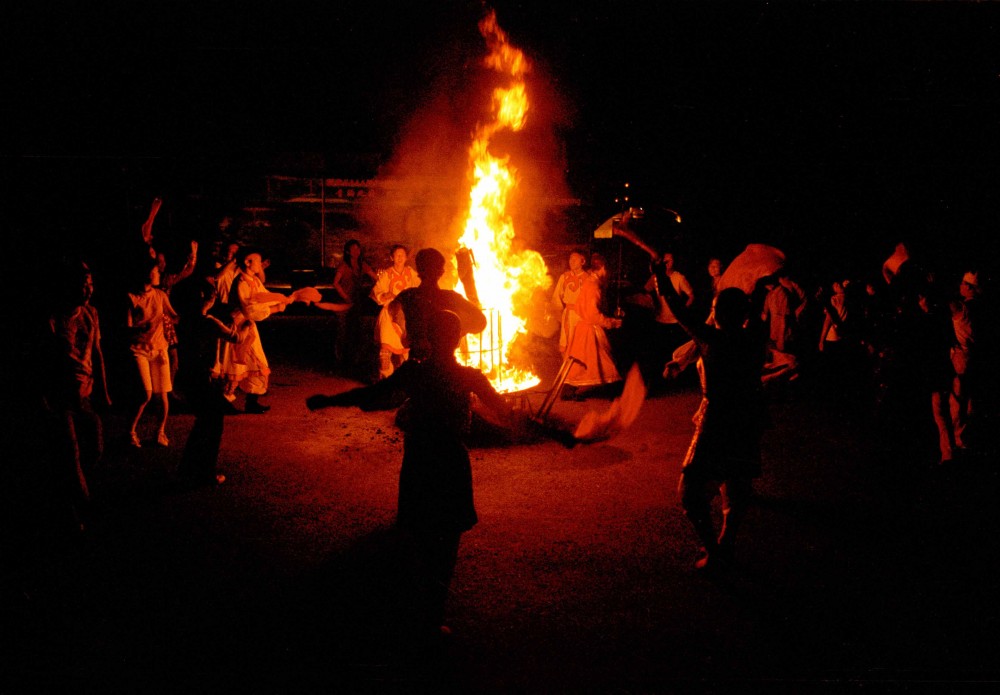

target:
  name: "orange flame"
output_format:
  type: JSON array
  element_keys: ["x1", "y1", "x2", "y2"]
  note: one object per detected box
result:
[{"x1": 456, "y1": 10, "x2": 549, "y2": 393}]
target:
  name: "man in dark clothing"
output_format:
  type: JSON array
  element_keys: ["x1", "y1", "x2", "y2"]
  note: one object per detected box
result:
[
  {"x1": 392, "y1": 247, "x2": 487, "y2": 362},
  {"x1": 308, "y1": 309, "x2": 509, "y2": 641}
]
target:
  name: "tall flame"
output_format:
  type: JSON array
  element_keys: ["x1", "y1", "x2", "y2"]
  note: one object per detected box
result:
[{"x1": 457, "y1": 10, "x2": 550, "y2": 393}]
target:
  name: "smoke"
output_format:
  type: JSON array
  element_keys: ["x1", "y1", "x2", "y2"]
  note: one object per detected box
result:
[{"x1": 358, "y1": 11, "x2": 575, "y2": 259}]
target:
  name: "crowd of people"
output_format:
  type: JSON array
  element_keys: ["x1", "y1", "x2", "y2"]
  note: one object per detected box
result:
[
  {"x1": 546, "y1": 238, "x2": 995, "y2": 571},
  {"x1": 18, "y1": 194, "x2": 997, "y2": 644}
]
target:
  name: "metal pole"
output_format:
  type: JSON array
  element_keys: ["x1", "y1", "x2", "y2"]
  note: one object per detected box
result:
[
  {"x1": 497, "y1": 311, "x2": 503, "y2": 385},
  {"x1": 320, "y1": 178, "x2": 326, "y2": 269}
]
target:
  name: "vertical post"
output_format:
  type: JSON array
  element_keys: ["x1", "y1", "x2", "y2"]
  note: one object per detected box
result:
[
  {"x1": 489, "y1": 309, "x2": 496, "y2": 377},
  {"x1": 320, "y1": 177, "x2": 326, "y2": 269},
  {"x1": 497, "y1": 311, "x2": 503, "y2": 386}
]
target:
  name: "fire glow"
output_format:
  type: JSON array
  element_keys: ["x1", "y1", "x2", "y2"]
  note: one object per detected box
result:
[{"x1": 456, "y1": 10, "x2": 549, "y2": 393}]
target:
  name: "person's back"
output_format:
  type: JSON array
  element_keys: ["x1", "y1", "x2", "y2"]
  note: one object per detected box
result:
[
  {"x1": 307, "y1": 308, "x2": 509, "y2": 639},
  {"x1": 395, "y1": 248, "x2": 486, "y2": 361},
  {"x1": 654, "y1": 272, "x2": 768, "y2": 571},
  {"x1": 395, "y1": 356, "x2": 500, "y2": 440},
  {"x1": 700, "y1": 322, "x2": 765, "y2": 417}
]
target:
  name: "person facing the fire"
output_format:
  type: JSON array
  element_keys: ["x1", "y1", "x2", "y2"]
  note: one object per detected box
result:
[
  {"x1": 307, "y1": 309, "x2": 511, "y2": 641},
  {"x1": 393, "y1": 247, "x2": 487, "y2": 362},
  {"x1": 652, "y1": 260, "x2": 769, "y2": 573},
  {"x1": 551, "y1": 248, "x2": 589, "y2": 357},
  {"x1": 371, "y1": 244, "x2": 420, "y2": 307},
  {"x1": 562, "y1": 253, "x2": 623, "y2": 399}
]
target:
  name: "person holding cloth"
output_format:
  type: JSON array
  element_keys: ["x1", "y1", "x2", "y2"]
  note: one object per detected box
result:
[{"x1": 652, "y1": 258, "x2": 769, "y2": 573}]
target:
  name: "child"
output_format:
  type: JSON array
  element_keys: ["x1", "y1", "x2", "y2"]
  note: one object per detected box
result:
[
  {"x1": 46, "y1": 262, "x2": 112, "y2": 524},
  {"x1": 126, "y1": 256, "x2": 179, "y2": 447},
  {"x1": 654, "y1": 261, "x2": 769, "y2": 572}
]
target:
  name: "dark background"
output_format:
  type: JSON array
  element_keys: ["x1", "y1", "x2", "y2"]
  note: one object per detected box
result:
[{"x1": 4, "y1": 0, "x2": 999, "y2": 281}]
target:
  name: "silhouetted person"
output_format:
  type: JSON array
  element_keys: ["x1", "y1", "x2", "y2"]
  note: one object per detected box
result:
[
  {"x1": 950, "y1": 271, "x2": 981, "y2": 450},
  {"x1": 653, "y1": 262, "x2": 768, "y2": 572},
  {"x1": 45, "y1": 261, "x2": 112, "y2": 526},
  {"x1": 157, "y1": 239, "x2": 198, "y2": 406},
  {"x1": 308, "y1": 310, "x2": 510, "y2": 641},
  {"x1": 916, "y1": 286, "x2": 959, "y2": 464},
  {"x1": 330, "y1": 239, "x2": 378, "y2": 372},
  {"x1": 176, "y1": 278, "x2": 243, "y2": 486},
  {"x1": 394, "y1": 248, "x2": 487, "y2": 362}
]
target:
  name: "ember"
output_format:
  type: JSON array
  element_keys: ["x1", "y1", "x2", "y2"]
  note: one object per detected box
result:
[{"x1": 456, "y1": 10, "x2": 550, "y2": 393}]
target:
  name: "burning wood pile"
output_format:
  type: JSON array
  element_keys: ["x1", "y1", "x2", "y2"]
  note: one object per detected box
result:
[{"x1": 454, "y1": 10, "x2": 550, "y2": 394}]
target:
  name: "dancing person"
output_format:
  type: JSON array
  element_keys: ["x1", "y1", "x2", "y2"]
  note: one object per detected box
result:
[
  {"x1": 176, "y1": 278, "x2": 244, "y2": 486},
  {"x1": 916, "y1": 286, "x2": 959, "y2": 465},
  {"x1": 45, "y1": 261, "x2": 112, "y2": 522},
  {"x1": 818, "y1": 279, "x2": 849, "y2": 356},
  {"x1": 218, "y1": 248, "x2": 299, "y2": 413},
  {"x1": 950, "y1": 271, "x2": 981, "y2": 450},
  {"x1": 126, "y1": 256, "x2": 179, "y2": 447},
  {"x1": 393, "y1": 248, "x2": 487, "y2": 363},
  {"x1": 653, "y1": 260, "x2": 769, "y2": 572},
  {"x1": 563, "y1": 254, "x2": 623, "y2": 399},
  {"x1": 644, "y1": 251, "x2": 695, "y2": 360},
  {"x1": 307, "y1": 310, "x2": 511, "y2": 642},
  {"x1": 158, "y1": 240, "x2": 198, "y2": 404},
  {"x1": 550, "y1": 249, "x2": 589, "y2": 357},
  {"x1": 138, "y1": 196, "x2": 162, "y2": 260},
  {"x1": 760, "y1": 274, "x2": 799, "y2": 384}
]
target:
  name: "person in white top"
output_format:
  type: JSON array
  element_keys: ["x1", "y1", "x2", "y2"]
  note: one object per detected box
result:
[
  {"x1": 216, "y1": 249, "x2": 314, "y2": 412},
  {"x1": 126, "y1": 257, "x2": 179, "y2": 447},
  {"x1": 371, "y1": 245, "x2": 420, "y2": 306}
]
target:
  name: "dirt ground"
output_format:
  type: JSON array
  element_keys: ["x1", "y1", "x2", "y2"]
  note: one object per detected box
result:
[{"x1": 5, "y1": 315, "x2": 1000, "y2": 693}]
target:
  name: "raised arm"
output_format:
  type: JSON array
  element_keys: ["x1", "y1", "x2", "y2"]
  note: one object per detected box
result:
[
  {"x1": 141, "y1": 197, "x2": 162, "y2": 246},
  {"x1": 447, "y1": 291, "x2": 487, "y2": 336}
]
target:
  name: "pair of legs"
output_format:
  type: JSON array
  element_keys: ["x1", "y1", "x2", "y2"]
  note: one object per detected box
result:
[
  {"x1": 950, "y1": 373, "x2": 973, "y2": 449},
  {"x1": 403, "y1": 527, "x2": 462, "y2": 639},
  {"x1": 931, "y1": 389, "x2": 958, "y2": 463},
  {"x1": 679, "y1": 468, "x2": 753, "y2": 569},
  {"x1": 130, "y1": 350, "x2": 171, "y2": 447},
  {"x1": 178, "y1": 378, "x2": 226, "y2": 484},
  {"x1": 59, "y1": 397, "x2": 103, "y2": 511}
]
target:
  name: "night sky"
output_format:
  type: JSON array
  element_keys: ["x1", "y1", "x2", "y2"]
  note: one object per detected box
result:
[{"x1": 5, "y1": 1, "x2": 999, "y2": 280}]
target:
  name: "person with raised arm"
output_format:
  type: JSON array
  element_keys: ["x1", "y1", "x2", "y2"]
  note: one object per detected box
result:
[{"x1": 652, "y1": 258, "x2": 770, "y2": 573}]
